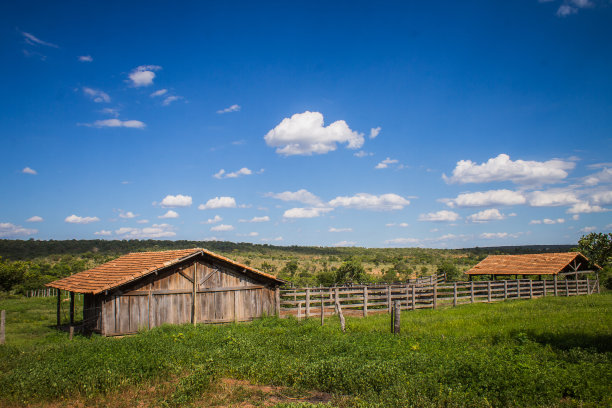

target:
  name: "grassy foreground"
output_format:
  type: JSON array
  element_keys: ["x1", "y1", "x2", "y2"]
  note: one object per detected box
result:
[{"x1": 0, "y1": 294, "x2": 611, "y2": 407}]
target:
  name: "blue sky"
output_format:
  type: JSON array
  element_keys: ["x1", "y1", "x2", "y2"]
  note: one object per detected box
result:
[{"x1": 1, "y1": 0, "x2": 611, "y2": 248}]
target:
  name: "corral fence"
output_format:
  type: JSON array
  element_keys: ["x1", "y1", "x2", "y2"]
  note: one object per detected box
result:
[
  {"x1": 278, "y1": 274, "x2": 600, "y2": 318},
  {"x1": 26, "y1": 288, "x2": 59, "y2": 298}
]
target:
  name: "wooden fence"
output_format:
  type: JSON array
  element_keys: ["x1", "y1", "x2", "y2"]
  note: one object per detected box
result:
[
  {"x1": 278, "y1": 276, "x2": 600, "y2": 317},
  {"x1": 27, "y1": 288, "x2": 59, "y2": 298}
]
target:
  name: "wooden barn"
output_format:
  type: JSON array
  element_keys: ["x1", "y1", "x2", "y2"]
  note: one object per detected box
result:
[
  {"x1": 465, "y1": 252, "x2": 600, "y2": 280},
  {"x1": 46, "y1": 248, "x2": 284, "y2": 336}
]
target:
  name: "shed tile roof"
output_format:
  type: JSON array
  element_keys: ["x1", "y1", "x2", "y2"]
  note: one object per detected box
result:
[
  {"x1": 465, "y1": 252, "x2": 599, "y2": 275},
  {"x1": 46, "y1": 248, "x2": 282, "y2": 294}
]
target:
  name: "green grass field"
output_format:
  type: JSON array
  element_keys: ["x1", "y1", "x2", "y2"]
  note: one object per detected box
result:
[{"x1": 0, "y1": 293, "x2": 611, "y2": 407}]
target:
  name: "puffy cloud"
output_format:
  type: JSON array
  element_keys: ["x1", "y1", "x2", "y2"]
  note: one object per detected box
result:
[
  {"x1": 369, "y1": 127, "x2": 381, "y2": 139},
  {"x1": 217, "y1": 104, "x2": 241, "y2": 114},
  {"x1": 65, "y1": 214, "x2": 100, "y2": 224},
  {"x1": 213, "y1": 167, "x2": 252, "y2": 179},
  {"x1": 444, "y1": 154, "x2": 574, "y2": 185},
  {"x1": 528, "y1": 190, "x2": 580, "y2": 207},
  {"x1": 0, "y1": 222, "x2": 38, "y2": 238},
  {"x1": 118, "y1": 211, "x2": 136, "y2": 219},
  {"x1": 237, "y1": 231, "x2": 259, "y2": 237},
  {"x1": 261, "y1": 236, "x2": 283, "y2": 242},
  {"x1": 480, "y1": 232, "x2": 521, "y2": 239},
  {"x1": 442, "y1": 189, "x2": 526, "y2": 208},
  {"x1": 386, "y1": 222, "x2": 409, "y2": 227},
  {"x1": 384, "y1": 237, "x2": 421, "y2": 245},
  {"x1": 22, "y1": 167, "x2": 37, "y2": 175},
  {"x1": 418, "y1": 210, "x2": 460, "y2": 222},
  {"x1": 354, "y1": 150, "x2": 373, "y2": 158},
  {"x1": 529, "y1": 218, "x2": 565, "y2": 225},
  {"x1": 375, "y1": 157, "x2": 398, "y2": 169},
  {"x1": 283, "y1": 207, "x2": 333, "y2": 219},
  {"x1": 94, "y1": 230, "x2": 112, "y2": 236},
  {"x1": 467, "y1": 209, "x2": 506, "y2": 223},
  {"x1": 26, "y1": 216, "x2": 43, "y2": 222},
  {"x1": 266, "y1": 189, "x2": 323, "y2": 206},
  {"x1": 584, "y1": 168, "x2": 612, "y2": 186},
  {"x1": 329, "y1": 193, "x2": 410, "y2": 211},
  {"x1": 591, "y1": 191, "x2": 612, "y2": 205},
  {"x1": 203, "y1": 215, "x2": 223, "y2": 224},
  {"x1": 150, "y1": 89, "x2": 168, "y2": 97},
  {"x1": 88, "y1": 119, "x2": 145, "y2": 128},
  {"x1": 129, "y1": 65, "x2": 162, "y2": 87},
  {"x1": 210, "y1": 224, "x2": 234, "y2": 232},
  {"x1": 21, "y1": 31, "x2": 58, "y2": 48},
  {"x1": 115, "y1": 223, "x2": 176, "y2": 238},
  {"x1": 78, "y1": 55, "x2": 93, "y2": 62},
  {"x1": 158, "y1": 210, "x2": 179, "y2": 219},
  {"x1": 100, "y1": 108, "x2": 120, "y2": 117},
  {"x1": 264, "y1": 111, "x2": 364, "y2": 156},
  {"x1": 566, "y1": 201, "x2": 608, "y2": 214},
  {"x1": 556, "y1": 5, "x2": 577, "y2": 16},
  {"x1": 329, "y1": 227, "x2": 353, "y2": 232},
  {"x1": 83, "y1": 87, "x2": 110, "y2": 103},
  {"x1": 240, "y1": 216, "x2": 270, "y2": 223},
  {"x1": 198, "y1": 196, "x2": 237, "y2": 210},
  {"x1": 162, "y1": 95, "x2": 182, "y2": 106},
  {"x1": 334, "y1": 241, "x2": 357, "y2": 247},
  {"x1": 137, "y1": 219, "x2": 149, "y2": 224},
  {"x1": 161, "y1": 194, "x2": 192, "y2": 208},
  {"x1": 579, "y1": 226, "x2": 597, "y2": 233}
]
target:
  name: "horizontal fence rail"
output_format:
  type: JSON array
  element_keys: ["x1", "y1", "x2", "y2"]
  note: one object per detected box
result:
[
  {"x1": 27, "y1": 288, "x2": 60, "y2": 298},
  {"x1": 279, "y1": 276, "x2": 600, "y2": 318}
]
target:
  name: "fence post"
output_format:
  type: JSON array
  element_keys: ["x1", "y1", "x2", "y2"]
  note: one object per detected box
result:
[
  {"x1": 575, "y1": 278, "x2": 579, "y2": 295},
  {"x1": 298, "y1": 302, "x2": 303, "y2": 320},
  {"x1": 543, "y1": 279, "x2": 547, "y2": 297},
  {"x1": 334, "y1": 290, "x2": 346, "y2": 333},
  {"x1": 69, "y1": 292, "x2": 75, "y2": 325},
  {"x1": 487, "y1": 281, "x2": 491, "y2": 302},
  {"x1": 69, "y1": 325, "x2": 74, "y2": 341},
  {"x1": 275, "y1": 287, "x2": 280, "y2": 317},
  {"x1": 392, "y1": 301, "x2": 401, "y2": 334},
  {"x1": 387, "y1": 285, "x2": 392, "y2": 313},
  {"x1": 1, "y1": 310, "x2": 5, "y2": 345},
  {"x1": 433, "y1": 284, "x2": 437, "y2": 309},
  {"x1": 305, "y1": 288, "x2": 310, "y2": 318},
  {"x1": 363, "y1": 286, "x2": 368, "y2": 317},
  {"x1": 586, "y1": 277, "x2": 590, "y2": 295},
  {"x1": 320, "y1": 292, "x2": 325, "y2": 326},
  {"x1": 517, "y1": 280, "x2": 521, "y2": 299},
  {"x1": 564, "y1": 279, "x2": 569, "y2": 296},
  {"x1": 529, "y1": 280, "x2": 533, "y2": 299},
  {"x1": 503, "y1": 280, "x2": 508, "y2": 300},
  {"x1": 411, "y1": 285, "x2": 416, "y2": 310},
  {"x1": 554, "y1": 275, "x2": 558, "y2": 296},
  {"x1": 56, "y1": 289, "x2": 61, "y2": 326},
  {"x1": 453, "y1": 282, "x2": 457, "y2": 307},
  {"x1": 471, "y1": 281, "x2": 475, "y2": 303}
]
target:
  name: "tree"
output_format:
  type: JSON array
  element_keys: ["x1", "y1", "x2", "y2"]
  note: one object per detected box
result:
[
  {"x1": 577, "y1": 232, "x2": 612, "y2": 289},
  {"x1": 335, "y1": 257, "x2": 366, "y2": 284},
  {"x1": 437, "y1": 262, "x2": 462, "y2": 282}
]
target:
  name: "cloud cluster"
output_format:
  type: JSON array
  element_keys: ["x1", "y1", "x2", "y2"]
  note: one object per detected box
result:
[
  {"x1": 21, "y1": 31, "x2": 58, "y2": 48},
  {"x1": 161, "y1": 194, "x2": 192, "y2": 208},
  {"x1": 443, "y1": 189, "x2": 526, "y2": 208},
  {"x1": 203, "y1": 215, "x2": 223, "y2": 224},
  {"x1": 78, "y1": 55, "x2": 93, "y2": 62},
  {"x1": 0, "y1": 222, "x2": 38, "y2": 238},
  {"x1": 217, "y1": 104, "x2": 241, "y2": 114},
  {"x1": 158, "y1": 210, "x2": 179, "y2": 219},
  {"x1": 88, "y1": 119, "x2": 146, "y2": 129},
  {"x1": 329, "y1": 227, "x2": 353, "y2": 232},
  {"x1": 283, "y1": 207, "x2": 333, "y2": 219},
  {"x1": 198, "y1": 196, "x2": 237, "y2": 210},
  {"x1": 22, "y1": 167, "x2": 37, "y2": 175},
  {"x1": 129, "y1": 65, "x2": 162, "y2": 87},
  {"x1": 266, "y1": 189, "x2": 323, "y2": 206},
  {"x1": 83, "y1": 87, "x2": 110, "y2": 103},
  {"x1": 264, "y1": 111, "x2": 364, "y2": 156},
  {"x1": 26, "y1": 216, "x2": 43, "y2": 222},
  {"x1": 210, "y1": 224, "x2": 234, "y2": 232},
  {"x1": 240, "y1": 216, "x2": 270, "y2": 223},
  {"x1": 115, "y1": 223, "x2": 175, "y2": 238},
  {"x1": 65, "y1": 214, "x2": 100, "y2": 224},
  {"x1": 214, "y1": 167, "x2": 252, "y2": 179},
  {"x1": 467, "y1": 209, "x2": 506, "y2": 223},
  {"x1": 329, "y1": 193, "x2": 410, "y2": 211},
  {"x1": 530, "y1": 218, "x2": 565, "y2": 225},
  {"x1": 375, "y1": 157, "x2": 398, "y2": 169},
  {"x1": 418, "y1": 210, "x2": 460, "y2": 222}
]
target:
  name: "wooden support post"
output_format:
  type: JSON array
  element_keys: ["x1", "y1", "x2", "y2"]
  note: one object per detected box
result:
[
  {"x1": 411, "y1": 285, "x2": 416, "y2": 310},
  {"x1": 334, "y1": 290, "x2": 345, "y2": 332},
  {"x1": 543, "y1": 279, "x2": 547, "y2": 297},
  {"x1": 393, "y1": 301, "x2": 401, "y2": 334},
  {"x1": 363, "y1": 286, "x2": 368, "y2": 317},
  {"x1": 386, "y1": 285, "x2": 392, "y2": 313},
  {"x1": 587, "y1": 277, "x2": 590, "y2": 295},
  {"x1": 453, "y1": 282, "x2": 457, "y2": 307},
  {"x1": 503, "y1": 280, "x2": 508, "y2": 300},
  {"x1": 69, "y1": 292, "x2": 75, "y2": 325},
  {"x1": 298, "y1": 302, "x2": 302, "y2": 320},
  {"x1": 320, "y1": 292, "x2": 325, "y2": 325},
  {"x1": 192, "y1": 264, "x2": 197, "y2": 326},
  {"x1": 575, "y1": 278, "x2": 579, "y2": 295},
  {"x1": 529, "y1": 280, "x2": 533, "y2": 299},
  {"x1": 0, "y1": 310, "x2": 5, "y2": 345},
  {"x1": 554, "y1": 275, "x2": 558, "y2": 296},
  {"x1": 275, "y1": 287, "x2": 280, "y2": 317},
  {"x1": 471, "y1": 281, "x2": 475, "y2": 303},
  {"x1": 517, "y1": 280, "x2": 521, "y2": 299},
  {"x1": 69, "y1": 325, "x2": 74, "y2": 341},
  {"x1": 565, "y1": 279, "x2": 569, "y2": 297},
  {"x1": 56, "y1": 289, "x2": 61, "y2": 326},
  {"x1": 305, "y1": 288, "x2": 310, "y2": 318},
  {"x1": 487, "y1": 281, "x2": 491, "y2": 302},
  {"x1": 433, "y1": 284, "x2": 437, "y2": 309}
]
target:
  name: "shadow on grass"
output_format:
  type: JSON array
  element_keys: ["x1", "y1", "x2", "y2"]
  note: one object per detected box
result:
[{"x1": 526, "y1": 330, "x2": 612, "y2": 353}]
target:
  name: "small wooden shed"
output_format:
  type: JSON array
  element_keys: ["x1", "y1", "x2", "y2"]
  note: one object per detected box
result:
[
  {"x1": 465, "y1": 252, "x2": 600, "y2": 279},
  {"x1": 46, "y1": 248, "x2": 284, "y2": 336}
]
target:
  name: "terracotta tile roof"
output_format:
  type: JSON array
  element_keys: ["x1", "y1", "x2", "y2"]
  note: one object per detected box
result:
[
  {"x1": 46, "y1": 248, "x2": 282, "y2": 294},
  {"x1": 466, "y1": 252, "x2": 599, "y2": 276}
]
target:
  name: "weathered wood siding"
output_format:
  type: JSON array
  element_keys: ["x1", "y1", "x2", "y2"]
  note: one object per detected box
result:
[{"x1": 96, "y1": 256, "x2": 277, "y2": 335}]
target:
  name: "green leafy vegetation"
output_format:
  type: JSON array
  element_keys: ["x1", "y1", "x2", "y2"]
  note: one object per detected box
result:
[{"x1": 0, "y1": 293, "x2": 610, "y2": 407}]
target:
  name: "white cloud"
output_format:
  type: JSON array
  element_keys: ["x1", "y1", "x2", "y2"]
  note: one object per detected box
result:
[
  {"x1": 587, "y1": 162, "x2": 612, "y2": 169},
  {"x1": 240, "y1": 216, "x2": 270, "y2": 223},
  {"x1": 528, "y1": 190, "x2": 580, "y2": 207},
  {"x1": 21, "y1": 31, "x2": 58, "y2": 48},
  {"x1": 83, "y1": 87, "x2": 110, "y2": 103},
  {"x1": 584, "y1": 168, "x2": 612, "y2": 186},
  {"x1": 572, "y1": 214, "x2": 580, "y2": 221},
  {"x1": 158, "y1": 210, "x2": 179, "y2": 219},
  {"x1": 203, "y1": 215, "x2": 223, "y2": 224},
  {"x1": 115, "y1": 223, "x2": 175, "y2": 238},
  {"x1": 283, "y1": 207, "x2": 333, "y2": 219},
  {"x1": 118, "y1": 211, "x2": 136, "y2": 219},
  {"x1": 566, "y1": 201, "x2": 608, "y2": 214},
  {"x1": 100, "y1": 107, "x2": 120, "y2": 117},
  {"x1": 198, "y1": 196, "x2": 237, "y2": 210},
  {"x1": 161, "y1": 194, "x2": 192, "y2": 208},
  {"x1": 237, "y1": 231, "x2": 259, "y2": 237},
  {"x1": 129, "y1": 65, "x2": 162, "y2": 87},
  {"x1": 384, "y1": 237, "x2": 420, "y2": 245},
  {"x1": 65, "y1": 214, "x2": 100, "y2": 224},
  {"x1": 334, "y1": 241, "x2": 357, "y2": 247},
  {"x1": 211, "y1": 224, "x2": 234, "y2": 232},
  {"x1": 150, "y1": 89, "x2": 168, "y2": 97},
  {"x1": 444, "y1": 154, "x2": 574, "y2": 185},
  {"x1": 217, "y1": 104, "x2": 241, "y2": 114},
  {"x1": 354, "y1": 150, "x2": 373, "y2": 158},
  {"x1": 579, "y1": 226, "x2": 597, "y2": 233},
  {"x1": 530, "y1": 218, "x2": 565, "y2": 225},
  {"x1": 213, "y1": 167, "x2": 252, "y2": 179},
  {"x1": 22, "y1": 167, "x2": 37, "y2": 175},
  {"x1": 419, "y1": 210, "x2": 460, "y2": 222},
  {"x1": 557, "y1": 5, "x2": 577, "y2": 16},
  {"x1": 591, "y1": 191, "x2": 612, "y2": 205},
  {"x1": 162, "y1": 95, "x2": 182, "y2": 106},
  {"x1": 442, "y1": 189, "x2": 526, "y2": 208},
  {"x1": 137, "y1": 219, "x2": 149, "y2": 224},
  {"x1": 78, "y1": 55, "x2": 93, "y2": 62},
  {"x1": 329, "y1": 193, "x2": 410, "y2": 211},
  {"x1": 375, "y1": 157, "x2": 398, "y2": 169},
  {"x1": 264, "y1": 111, "x2": 364, "y2": 156},
  {"x1": 0, "y1": 223, "x2": 38, "y2": 238},
  {"x1": 386, "y1": 222, "x2": 409, "y2": 227},
  {"x1": 94, "y1": 230, "x2": 112, "y2": 236},
  {"x1": 369, "y1": 127, "x2": 381, "y2": 139},
  {"x1": 466, "y1": 209, "x2": 506, "y2": 223},
  {"x1": 26, "y1": 216, "x2": 43, "y2": 222},
  {"x1": 87, "y1": 119, "x2": 146, "y2": 129},
  {"x1": 480, "y1": 232, "x2": 521, "y2": 239},
  {"x1": 261, "y1": 236, "x2": 283, "y2": 242},
  {"x1": 329, "y1": 227, "x2": 353, "y2": 232},
  {"x1": 266, "y1": 189, "x2": 323, "y2": 206}
]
